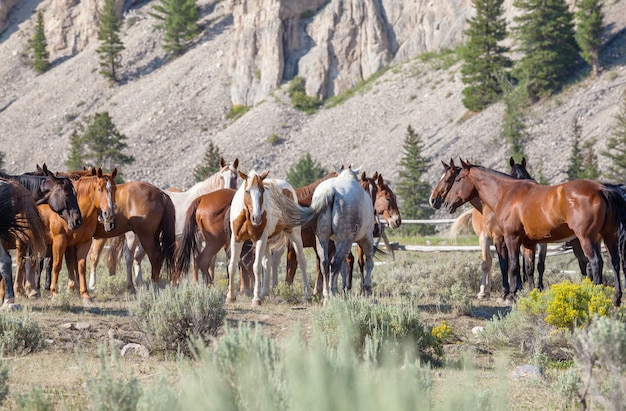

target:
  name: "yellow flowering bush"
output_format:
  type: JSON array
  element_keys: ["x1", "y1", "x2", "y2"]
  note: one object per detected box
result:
[
  {"x1": 517, "y1": 278, "x2": 614, "y2": 329},
  {"x1": 431, "y1": 320, "x2": 453, "y2": 341}
]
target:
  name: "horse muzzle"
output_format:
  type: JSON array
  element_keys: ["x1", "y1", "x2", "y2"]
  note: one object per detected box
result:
[
  {"x1": 429, "y1": 196, "x2": 442, "y2": 209},
  {"x1": 64, "y1": 210, "x2": 84, "y2": 231},
  {"x1": 388, "y1": 217, "x2": 401, "y2": 229},
  {"x1": 98, "y1": 211, "x2": 116, "y2": 232}
]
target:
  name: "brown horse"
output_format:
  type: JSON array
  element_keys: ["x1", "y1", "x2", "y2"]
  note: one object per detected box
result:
[
  {"x1": 174, "y1": 188, "x2": 254, "y2": 292},
  {"x1": 430, "y1": 159, "x2": 626, "y2": 305},
  {"x1": 39, "y1": 169, "x2": 118, "y2": 303},
  {"x1": 87, "y1": 181, "x2": 176, "y2": 293},
  {"x1": 0, "y1": 179, "x2": 47, "y2": 305}
]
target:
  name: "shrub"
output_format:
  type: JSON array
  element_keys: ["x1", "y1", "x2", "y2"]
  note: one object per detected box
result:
[
  {"x1": 14, "y1": 386, "x2": 54, "y2": 411},
  {"x1": 0, "y1": 357, "x2": 7, "y2": 406},
  {"x1": 0, "y1": 311, "x2": 42, "y2": 355},
  {"x1": 431, "y1": 320, "x2": 453, "y2": 342},
  {"x1": 226, "y1": 104, "x2": 249, "y2": 120},
  {"x1": 517, "y1": 278, "x2": 613, "y2": 329},
  {"x1": 267, "y1": 133, "x2": 281, "y2": 145},
  {"x1": 287, "y1": 77, "x2": 320, "y2": 114},
  {"x1": 132, "y1": 281, "x2": 226, "y2": 355}
]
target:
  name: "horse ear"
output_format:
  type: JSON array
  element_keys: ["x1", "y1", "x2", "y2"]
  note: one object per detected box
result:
[
  {"x1": 238, "y1": 171, "x2": 248, "y2": 181},
  {"x1": 90, "y1": 167, "x2": 97, "y2": 176},
  {"x1": 377, "y1": 173, "x2": 384, "y2": 186},
  {"x1": 372, "y1": 171, "x2": 379, "y2": 180},
  {"x1": 509, "y1": 157, "x2": 515, "y2": 167},
  {"x1": 360, "y1": 171, "x2": 366, "y2": 181},
  {"x1": 220, "y1": 157, "x2": 226, "y2": 168},
  {"x1": 233, "y1": 158, "x2": 239, "y2": 168},
  {"x1": 260, "y1": 170, "x2": 269, "y2": 180},
  {"x1": 522, "y1": 157, "x2": 527, "y2": 168},
  {"x1": 97, "y1": 168, "x2": 103, "y2": 178},
  {"x1": 36, "y1": 164, "x2": 43, "y2": 172},
  {"x1": 460, "y1": 158, "x2": 469, "y2": 168},
  {"x1": 111, "y1": 168, "x2": 118, "y2": 179}
]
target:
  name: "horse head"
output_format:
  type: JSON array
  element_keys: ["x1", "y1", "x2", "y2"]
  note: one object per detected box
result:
[
  {"x1": 374, "y1": 173, "x2": 402, "y2": 229},
  {"x1": 429, "y1": 159, "x2": 461, "y2": 209},
  {"x1": 39, "y1": 164, "x2": 84, "y2": 231},
  {"x1": 509, "y1": 157, "x2": 533, "y2": 180},
  {"x1": 240, "y1": 170, "x2": 268, "y2": 227},
  {"x1": 94, "y1": 168, "x2": 118, "y2": 232},
  {"x1": 440, "y1": 159, "x2": 478, "y2": 214},
  {"x1": 220, "y1": 157, "x2": 239, "y2": 189}
]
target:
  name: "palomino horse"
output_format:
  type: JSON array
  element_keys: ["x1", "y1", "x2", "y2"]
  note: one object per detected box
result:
[
  {"x1": 430, "y1": 159, "x2": 626, "y2": 305},
  {"x1": 105, "y1": 158, "x2": 240, "y2": 287},
  {"x1": 227, "y1": 170, "x2": 312, "y2": 305},
  {"x1": 174, "y1": 188, "x2": 254, "y2": 292},
  {"x1": 0, "y1": 179, "x2": 47, "y2": 306},
  {"x1": 39, "y1": 169, "x2": 118, "y2": 303},
  {"x1": 296, "y1": 167, "x2": 376, "y2": 302},
  {"x1": 87, "y1": 181, "x2": 176, "y2": 293}
]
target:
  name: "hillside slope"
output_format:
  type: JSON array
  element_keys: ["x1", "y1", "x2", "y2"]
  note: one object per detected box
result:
[{"x1": 0, "y1": 0, "x2": 625, "y2": 194}]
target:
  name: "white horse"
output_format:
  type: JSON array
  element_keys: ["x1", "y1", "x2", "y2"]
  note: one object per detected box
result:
[
  {"x1": 88, "y1": 158, "x2": 239, "y2": 290},
  {"x1": 226, "y1": 170, "x2": 312, "y2": 305},
  {"x1": 298, "y1": 167, "x2": 376, "y2": 302}
]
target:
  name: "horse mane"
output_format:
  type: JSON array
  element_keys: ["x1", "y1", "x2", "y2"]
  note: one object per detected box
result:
[
  {"x1": 74, "y1": 176, "x2": 96, "y2": 199},
  {"x1": 0, "y1": 171, "x2": 46, "y2": 197}
]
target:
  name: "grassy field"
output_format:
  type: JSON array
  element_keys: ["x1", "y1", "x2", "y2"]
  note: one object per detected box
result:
[{"x1": 0, "y1": 238, "x2": 615, "y2": 410}]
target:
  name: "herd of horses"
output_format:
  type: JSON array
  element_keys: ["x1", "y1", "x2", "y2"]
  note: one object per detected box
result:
[
  {"x1": 3, "y1": 154, "x2": 626, "y2": 308},
  {"x1": 0, "y1": 159, "x2": 401, "y2": 307}
]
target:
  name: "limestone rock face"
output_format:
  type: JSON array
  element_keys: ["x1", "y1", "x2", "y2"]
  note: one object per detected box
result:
[
  {"x1": 0, "y1": 0, "x2": 21, "y2": 33},
  {"x1": 229, "y1": 0, "x2": 475, "y2": 106}
]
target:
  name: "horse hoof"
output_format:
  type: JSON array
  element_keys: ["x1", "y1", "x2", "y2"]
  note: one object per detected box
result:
[
  {"x1": 0, "y1": 302, "x2": 21, "y2": 311},
  {"x1": 252, "y1": 298, "x2": 262, "y2": 306},
  {"x1": 226, "y1": 295, "x2": 236, "y2": 303},
  {"x1": 26, "y1": 290, "x2": 40, "y2": 299}
]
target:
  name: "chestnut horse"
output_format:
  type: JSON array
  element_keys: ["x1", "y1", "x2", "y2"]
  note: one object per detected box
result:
[
  {"x1": 87, "y1": 181, "x2": 176, "y2": 293},
  {"x1": 430, "y1": 159, "x2": 626, "y2": 305},
  {"x1": 0, "y1": 179, "x2": 47, "y2": 306},
  {"x1": 39, "y1": 169, "x2": 118, "y2": 303},
  {"x1": 174, "y1": 188, "x2": 254, "y2": 292},
  {"x1": 227, "y1": 170, "x2": 312, "y2": 304}
]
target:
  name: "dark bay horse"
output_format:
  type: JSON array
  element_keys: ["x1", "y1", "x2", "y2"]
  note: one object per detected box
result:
[
  {"x1": 87, "y1": 181, "x2": 176, "y2": 293},
  {"x1": 227, "y1": 170, "x2": 312, "y2": 305},
  {"x1": 0, "y1": 179, "x2": 47, "y2": 306},
  {"x1": 430, "y1": 159, "x2": 626, "y2": 305},
  {"x1": 39, "y1": 169, "x2": 118, "y2": 303}
]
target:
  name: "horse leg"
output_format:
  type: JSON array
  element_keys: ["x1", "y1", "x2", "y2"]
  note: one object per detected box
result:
[
  {"x1": 271, "y1": 247, "x2": 284, "y2": 289},
  {"x1": 579, "y1": 238, "x2": 603, "y2": 285},
  {"x1": 44, "y1": 245, "x2": 52, "y2": 291},
  {"x1": 137, "y1": 233, "x2": 164, "y2": 285},
  {"x1": 65, "y1": 246, "x2": 78, "y2": 292},
  {"x1": 604, "y1": 238, "x2": 622, "y2": 306},
  {"x1": 331, "y1": 240, "x2": 352, "y2": 296},
  {"x1": 226, "y1": 239, "x2": 244, "y2": 303},
  {"x1": 478, "y1": 233, "x2": 492, "y2": 299},
  {"x1": 285, "y1": 243, "x2": 296, "y2": 286},
  {"x1": 239, "y1": 241, "x2": 254, "y2": 296},
  {"x1": 14, "y1": 241, "x2": 25, "y2": 297},
  {"x1": 569, "y1": 238, "x2": 589, "y2": 279},
  {"x1": 521, "y1": 245, "x2": 536, "y2": 291},
  {"x1": 253, "y1": 239, "x2": 270, "y2": 304},
  {"x1": 504, "y1": 238, "x2": 522, "y2": 304},
  {"x1": 89, "y1": 238, "x2": 107, "y2": 291},
  {"x1": 493, "y1": 239, "x2": 509, "y2": 301},
  {"x1": 49, "y1": 239, "x2": 67, "y2": 298},
  {"x1": 75, "y1": 241, "x2": 93, "y2": 303},
  {"x1": 357, "y1": 237, "x2": 375, "y2": 296},
  {"x1": 195, "y1": 243, "x2": 211, "y2": 285},
  {"x1": 133, "y1": 244, "x2": 146, "y2": 287},
  {"x1": 345, "y1": 251, "x2": 354, "y2": 292},
  {"x1": 536, "y1": 243, "x2": 547, "y2": 291},
  {"x1": 0, "y1": 245, "x2": 15, "y2": 306}
]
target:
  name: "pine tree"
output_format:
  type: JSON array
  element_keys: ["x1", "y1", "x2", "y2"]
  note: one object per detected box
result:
[
  {"x1": 575, "y1": 0, "x2": 604, "y2": 78},
  {"x1": 67, "y1": 112, "x2": 134, "y2": 174},
  {"x1": 512, "y1": 0, "x2": 580, "y2": 99},
  {"x1": 149, "y1": 0, "x2": 199, "y2": 55},
  {"x1": 31, "y1": 9, "x2": 49, "y2": 74},
  {"x1": 567, "y1": 118, "x2": 600, "y2": 180},
  {"x1": 193, "y1": 141, "x2": 223, "y2": 182},
  {"x1": 461, "y1": 0, "x2": 512, "y2": 112},
  {"x1": 396, "y1": 125, "x2": 435, "y2": 236},
  {"x1": 500, "y1": 78, "x2": 529, "y2": 160},
  {"x1": 602, "y1": 92, "x2": 626, "y2": 183},
  {"x1": 97, "y1": 0, "x2": 125, "y2": 83},
  {"x1": 286, "y1": 153, "x2": 327, "y2": 188}
]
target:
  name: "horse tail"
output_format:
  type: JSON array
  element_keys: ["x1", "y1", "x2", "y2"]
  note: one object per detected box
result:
[
  {"x1": 174, "y1": 196, "x2": 201, "y2": 280},
  {"x1": 295, "y1": 183, "x2": 335, "y2": 226},
  {"x1": 4, "y1": 182, "x2": 47, "y2": 260},
  {"x1": 602, "y1": 184, "x2": 626, "y2": 305},
  {"x1": 160, "y1": 193, "x2": 177, "y2": 280},
  {"x1": 450, "y1": 209, "x2": 473, "y2": 239},
  {"x1": 267, "y1": 183, "x2": 318, "y2": 228}
]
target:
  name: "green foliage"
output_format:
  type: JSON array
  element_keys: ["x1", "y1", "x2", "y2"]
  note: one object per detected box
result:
[
  {"x1": 193, "y1": 140, "x2": 222, "y2": 182},
  {"x1": 97, "y1": 0, "x2": 125, "y2": 83},
  {"x1": 0, "y1": 151, "x2": 5, "y2": 171},
  {"x1": 574, "y1": 0, "x2": 604, "y2": 77},
  {"x1": 602, "y1": 92, "x2": 626, "y2": 183},
  {"x1": 517, "y1": 278, "x2": 614, "y2": 329},
  {"x1": 0, "y1": 311, "x2": 42, "y2": 355},
  {"x1": 417, "y1": 48, "x2": 460, "y2": 70},
  {"x1": 85, "y1": 347, "x2": 143, "y2": 411},
  {"x1": 566, "y1": 118, "x2": 600, "y2": 180},
  {"x1": 31, "y1": 10, "x2": 49, "y2": 74},
  {"x1": 0, "y1": 356, "x2": 7, "y2": 405},
  {"x1": 132, "y1": 281, "x2": 226, "y2": 355},
  {"x1": 225, "y1": 104, "x2": 249, "y2": 120},
  {"x1": 149, "y1": 0, "x2": 199, "y2": 55},
  {"x1": 324, "y1": 67, "x2": 390, "y2": 109},
  {"x1": 288, "y1": 76, "x2": 320, "y2": 114},
  {"x1": 312, "y1": 296, "x2": 442, "y2": 365},
  {"x1": 267, "y1": 133, "x2": 281, "y2": 145},
  {"x1": 461, "y1": 0, "x2": 512, "y2": 112},
  {"x1": 66, "y1": 112, "x2": 134, "y2": 174},
  {"x1": 15, "y1": 386, "x2": 54, "y2": 411},
  {"x1": 285, "y1": 152, "x2": 327, "y2": 188},
  {"x1": 499, "y1": 78, "x2": 529, "y2": 160},
  {"x1": 395, "y1": 125, "x2": 435, "y2": 236},
  {"x1": 512, "y1": 0, "x2": 580, "y2": 99}
]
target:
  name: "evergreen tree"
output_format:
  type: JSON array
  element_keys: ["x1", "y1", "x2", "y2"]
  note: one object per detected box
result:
[
  {"x1": 286, "y1": 153, "x2": 327, "y2": 188},
  {"x1": 512, "y1": 0, "x2": 580, "y2": 99},
  {"x1": 461, "y1": 0, "x2": 512, "y2": 112},
  {"x1": 97, "y1": 0, "x2": 125, "y2": 83},
  {"x1": 0, "y1": 151, "x2": 5, "y2": 171},
  {"x1": 193, "y1": 140, "x2": 223, "y2": 182},
  {"x1": 575, "y1": 0, "x2": 604, "y2": 78},
  {"x1": 602, "y1": 92, "x2": 626, "y2": 183},
  {"x1": 149, "y1": 0, "x2": 199, "y2": 55},
  {"x1": 500, "y1": 78, "x2": 529, "y2": 160},
  {"x1": 567, "y1": 118, "x2": 600, "y2": 180},
  {"x1": 31, "y1": 9, "x2": 49, "y2": 74},
  {"x1": 396, "y1": 125, "x2": 435, "y2": 236},
  {"x1": 66, "y1": 112, "x2": 134, "y2": 174}
]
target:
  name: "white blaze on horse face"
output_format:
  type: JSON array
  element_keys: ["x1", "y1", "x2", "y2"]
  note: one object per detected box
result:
[
  {"x1": 222, "y1": 169, "x2": 237, "y2": 189},
  {"x1": 249, "y1": 183, "x2": 264, "y2": 226},
  {"x1": 106, "y1": 180, "x2": 116, "y2": 213}
]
